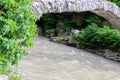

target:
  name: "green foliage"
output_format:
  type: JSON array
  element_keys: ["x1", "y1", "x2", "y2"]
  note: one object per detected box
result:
[
  {"x1": 8, "y1": 69, "x2": 21, "y2": 80},
  {"x1": 84, "y1": 13, "x2": 101, "y2": 24},
  {"x1": 59, "y1": 24, "x2": 71, "y2": 32},
  {"x1": 39, "y1": 12, "x2": 103, "y2": 33},
  {"x1": 0, "y1": 0, "x2": 37, "y2": 73},
  {"x1": 40, "y1": 12, "x2": 82, "y2": 31},
  {"x1": 40, "y1": 13, "x2": 57, "y2": 29},
  {"x1": 108, "y1": 0, "x2": 120, "y2": 7},
  {"x1": 75, "y1": 24, "x2": 120, "y2": 49}
]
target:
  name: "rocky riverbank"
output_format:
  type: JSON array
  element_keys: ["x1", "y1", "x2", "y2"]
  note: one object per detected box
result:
[
  {"x1": 37, "y1": 26, "x2": 120, "y2": 62},
  {"x1": 50, "y1": 37, "x2": 120, "y2": 62},
  {"x1": 85, "y1": 49, "x2": 120, "y2": 62}
]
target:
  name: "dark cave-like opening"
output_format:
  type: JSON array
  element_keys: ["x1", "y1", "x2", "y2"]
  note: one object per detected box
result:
[{"x1": 36, "y1": 11, "x2": 112, "y2": 37}]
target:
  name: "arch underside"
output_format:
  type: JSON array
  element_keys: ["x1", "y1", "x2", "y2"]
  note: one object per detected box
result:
[{"x1": 32, "y1": 0, "x2": 120, "y2": 29}]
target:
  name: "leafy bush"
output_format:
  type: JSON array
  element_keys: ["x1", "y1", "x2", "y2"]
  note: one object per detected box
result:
[
  {"x1": 40, "y1": 12, "x2": 80, "y2": 30},
  {"x1": 40, "y1": 13, "x2": 57, "y2": 30},
  {"x1": 0, "y1": 0, "x2": 37, "y2": 73},
  {"x1": 84, "y1": 13, "x2": 101, "y2": 24},
  {"x1": 75, "y1": 24, "x2": 120, "y2": 49}
]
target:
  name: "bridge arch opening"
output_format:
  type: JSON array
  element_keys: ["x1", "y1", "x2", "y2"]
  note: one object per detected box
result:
[{"x1": 36, "y1": 11, "x2": 112, "y2": 37}]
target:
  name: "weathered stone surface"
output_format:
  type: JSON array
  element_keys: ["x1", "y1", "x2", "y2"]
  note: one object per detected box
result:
[{"x1": 32, "y1": 0, "x2": 120, "y2": 29}]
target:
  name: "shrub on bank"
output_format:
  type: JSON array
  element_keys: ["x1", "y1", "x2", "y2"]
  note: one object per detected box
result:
[{"x1": 75, "y1": 24, "x2": 120, "y2": 49}]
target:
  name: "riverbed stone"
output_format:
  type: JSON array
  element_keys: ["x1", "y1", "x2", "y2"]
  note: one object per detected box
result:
[{"x1": 86, "y1": 49, "x2": 120, "y2": 62}]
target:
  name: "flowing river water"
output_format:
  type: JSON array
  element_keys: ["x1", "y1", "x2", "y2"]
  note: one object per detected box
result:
[{"x1": 18, "y1": 36, "x2": 120, "y2": 80}]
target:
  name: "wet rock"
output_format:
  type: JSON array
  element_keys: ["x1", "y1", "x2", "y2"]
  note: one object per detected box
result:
[
  {"x1": 37, "y1": 27, "x2": 42, "y2": 35},
  {"x1": 61, "y1": 39, "x2": 68, "y2": 45},
  {"x1": 50, "y1": 37, "x2": 63, "y2": 43},
  {"x1": 50, "y1": 35, "x2": 78, "y2": 47},
  {"x1": 86, "y1": 49, "x2": 120, "y2": 62},
  {"x1": 45, "y1": 29, "x2": 56, "y2": 37},
  {"x1": 71, "y1": 29, "x2": 80, "y2": 34},
  {"x1": 55, "y1": 27, "x2": 64, "y2": 36}
]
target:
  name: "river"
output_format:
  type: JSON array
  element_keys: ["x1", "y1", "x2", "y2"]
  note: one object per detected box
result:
[{"x1": 18, "y1": 36, "x2": 120, "y2": 80}]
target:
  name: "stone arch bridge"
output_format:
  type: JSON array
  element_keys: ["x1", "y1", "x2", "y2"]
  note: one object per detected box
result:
[{"x1": 32, "y1": 0, "x2": 120, "y2": 29}]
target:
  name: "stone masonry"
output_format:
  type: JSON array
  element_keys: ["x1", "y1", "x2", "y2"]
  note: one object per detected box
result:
[{"x1": 32, "y1": 0, "x2": 120, "y2": 29}]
